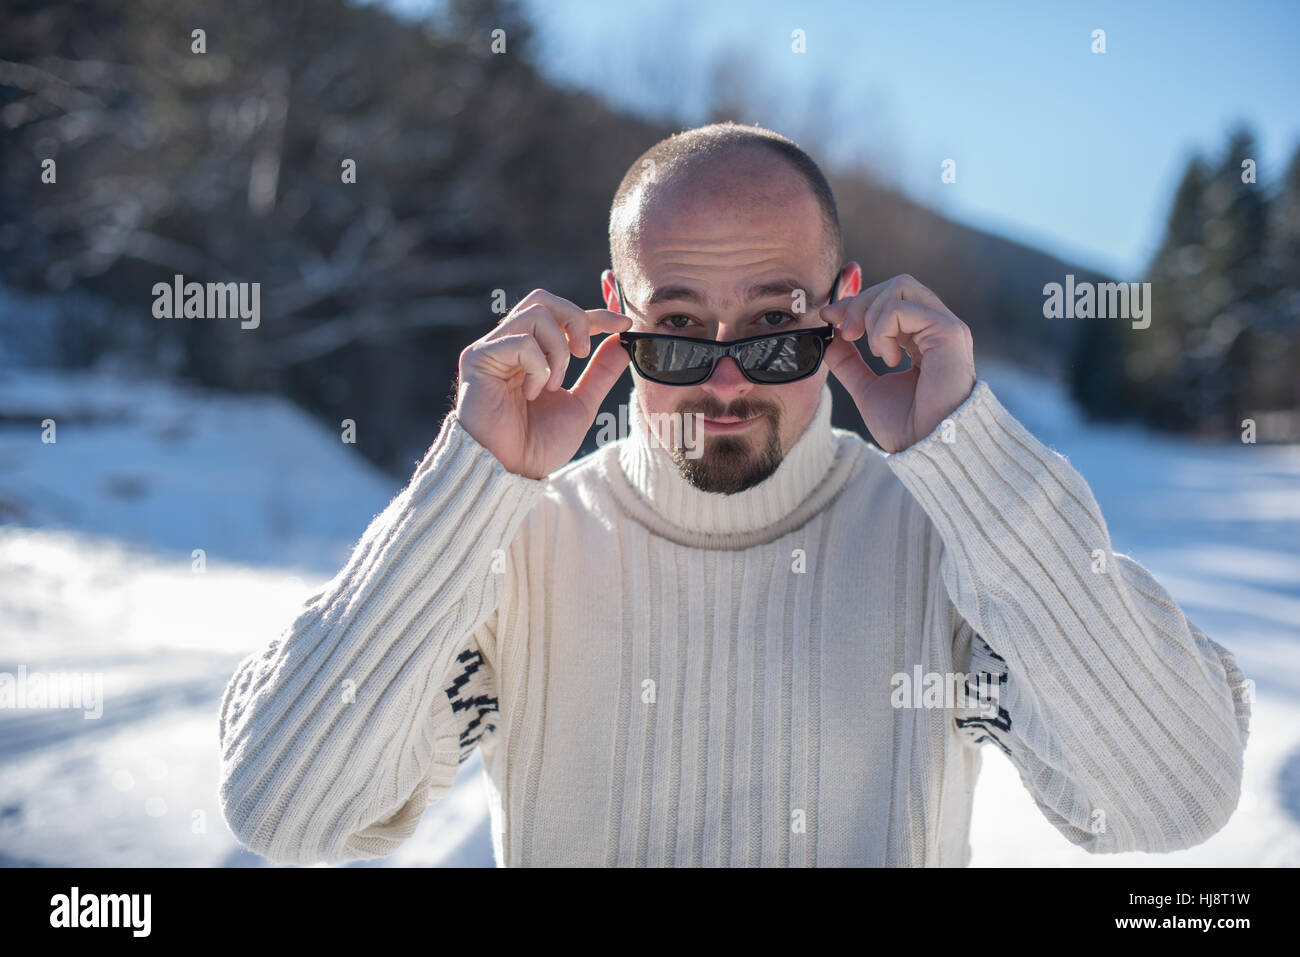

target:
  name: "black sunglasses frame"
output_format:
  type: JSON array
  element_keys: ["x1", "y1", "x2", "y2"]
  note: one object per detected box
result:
[{"x1": 614, "y1": 267, "x2": 845, "y2": 386}]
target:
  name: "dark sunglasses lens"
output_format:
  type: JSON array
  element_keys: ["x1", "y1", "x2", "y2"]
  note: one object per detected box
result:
[
  {"x1": 736, "y1": 332, "x2": 825, "y2": 383},
  {"x1": 630, "y1": 337, "x2": 714, "y2": 384}
]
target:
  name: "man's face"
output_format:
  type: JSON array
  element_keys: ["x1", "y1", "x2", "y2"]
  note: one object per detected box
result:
[{"x1": 603, "y1": 156, "x2": 854, "y2": 494}]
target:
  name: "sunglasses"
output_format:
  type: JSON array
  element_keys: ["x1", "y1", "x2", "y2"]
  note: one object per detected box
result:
[{"x1": 614, "y1": 269, "x2": 842, "y2": 386}]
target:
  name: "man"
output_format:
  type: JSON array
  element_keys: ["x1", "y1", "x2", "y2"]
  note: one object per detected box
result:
[{"x1": 217, "y1": 122, "x2": 1251, "y2": 867}]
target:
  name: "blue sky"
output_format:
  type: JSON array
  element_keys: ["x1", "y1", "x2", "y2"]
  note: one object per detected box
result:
[{"x1": 388, "y1": 0, "x2": 1300, "y2": 279}]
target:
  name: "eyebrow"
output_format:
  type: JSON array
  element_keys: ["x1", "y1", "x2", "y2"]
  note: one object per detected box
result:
[{"x1": 645, "y1": 277, "x2": 810, "y2": 308}]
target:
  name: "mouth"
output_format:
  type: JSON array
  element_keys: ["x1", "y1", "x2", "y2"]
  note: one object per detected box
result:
[{"x1": 699, "y1": 415, "x2": 760, "y2": 433}]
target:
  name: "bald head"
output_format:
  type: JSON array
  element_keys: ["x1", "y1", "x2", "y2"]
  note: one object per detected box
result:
[{"x1": 608, "y1": 123, "x2": 842, "y2": 286}]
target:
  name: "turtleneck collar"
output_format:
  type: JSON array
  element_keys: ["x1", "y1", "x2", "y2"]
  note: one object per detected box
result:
[{"x1": 608, "y1": 380, "x2": 858, "y2": 549}]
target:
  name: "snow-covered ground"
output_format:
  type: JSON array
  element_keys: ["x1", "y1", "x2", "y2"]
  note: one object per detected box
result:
[
  {"x1": 0, "y1": 362, "x2": 1296, "y2": 867},
  {"x1": 962, "y1": 364, "x2": 1300, "y2": 867}
]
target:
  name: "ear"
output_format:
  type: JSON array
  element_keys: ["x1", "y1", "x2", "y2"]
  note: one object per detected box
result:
[
  {"x1": 841, "y1": 261, "x2": 863, "y2": 299},
  {"x1": 600, "y1": 268, "x2": 622, "y2": 313}
]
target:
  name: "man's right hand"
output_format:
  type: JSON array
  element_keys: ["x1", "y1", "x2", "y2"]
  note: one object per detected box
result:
[{"x1": 456, "y1": 289, "x2": 633, "y2": 479}]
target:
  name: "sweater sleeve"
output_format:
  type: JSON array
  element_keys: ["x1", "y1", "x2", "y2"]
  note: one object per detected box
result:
[
  {"x1": 217, "y1": 411, "x2": 545, "y2": 865},
  {"x1": 885, "y1": 380, "x2": 1252, "y2": 854}
]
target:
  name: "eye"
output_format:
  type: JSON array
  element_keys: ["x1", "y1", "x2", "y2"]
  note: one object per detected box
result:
[
  {"x1": 657, "y1": 314, "x2": 695, "y2": 330},
  {"x1": 757, "y1": 311, "x2": 796, "y2": 329}
]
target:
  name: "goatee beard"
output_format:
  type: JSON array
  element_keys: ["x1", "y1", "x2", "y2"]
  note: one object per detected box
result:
[{"x1": 669, "y1": 399, "x2": 783, "y2": 495}]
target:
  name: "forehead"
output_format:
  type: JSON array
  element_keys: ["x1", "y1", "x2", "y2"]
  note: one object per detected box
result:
[
  {"x1": 624, "y1": 158, "x2": 829, "y2": 305},
  {"x1": 637, "y1": 153, "x2": 823, "y2": 248}
]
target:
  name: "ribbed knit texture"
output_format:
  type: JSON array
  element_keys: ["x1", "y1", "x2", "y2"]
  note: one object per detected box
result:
[{"x1": 217, "y1": 380, "x2": 1251, "y2": 866}]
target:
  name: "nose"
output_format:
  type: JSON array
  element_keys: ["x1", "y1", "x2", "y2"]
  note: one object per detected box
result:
[{"x1": 701, "y1": 354, "x2": 752, "y2": 404}]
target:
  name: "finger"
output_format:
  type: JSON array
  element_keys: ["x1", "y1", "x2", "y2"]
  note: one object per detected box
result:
[
  {"x1": 514, "y1": 307, "x2": 572, "y2": 391},
  {"x1": 585, "y1": 308, "x2": 634, "y2": 338},
  {"x1": 522, "y1": 293, "x2": 593, "y2": 361},
  {"x1": 495, "y1": 292, "x2": 623, "y2": 362},
  {"x1": 819, "y1": 298, "x2": 849, "y2": 331},
  {"x1": 860, "y1": 295, "x2": 899, "y2": 366},
  {"x1": 886, "y1": 273, "x2": 956, "y2": 319},
  {"x1": 487, "y1": 303, "x2": 571, "y2": 390},
  {"x1": 526, "y1": 301, "x2": 626, "y2": 363},
  {"x1": 819, "y1": 277, "x2": 895, "y2": 340},
  {"x1": 822, "y1": 334, "x2": 878, "y2": 397},
  {"x1": 569, "y1": 331, "x2": 631, "y2": 421},
  {"x1": 821, "y1": 291, "x2": 870, "y2": 342},
  {"x1": 864, "y1": 298, "x2": 954, "y2": 367},
  {"x1": 513, "y1": 291, "x2": 632, "y2": 359},
  {"x1": 540, "y1": 305, "x2": 630, "y2": 366},
  {"x1": 473, "y1": 333, "x2": 552, "y2": 400},
  {"x1": 824, "y1": 274, "x2": 956, "y2": 343},
  {"x1": 860, "y1": 275, "x2": 957, "y2": 341},
  {"x1": 819, "y1": 298, "x2": 849, "y2": 325}
]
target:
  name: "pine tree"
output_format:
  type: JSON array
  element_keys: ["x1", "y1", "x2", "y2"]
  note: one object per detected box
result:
[
  {"x1": 1246, "y1": 143, "x2": 1300, "y2": 429},
  {"x1": 1125, "y1": 154, "x2": 1213, "y2": 429}
]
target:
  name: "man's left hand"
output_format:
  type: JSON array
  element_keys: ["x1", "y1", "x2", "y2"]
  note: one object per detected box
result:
[{"x1": 820, "y1": 274, "x2": 976, "y2": 453}]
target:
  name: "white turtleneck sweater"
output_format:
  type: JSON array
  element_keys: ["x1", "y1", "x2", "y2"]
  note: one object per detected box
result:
[{"x1": 217, "y1": 379, "x2": 1252, "y2": 866}]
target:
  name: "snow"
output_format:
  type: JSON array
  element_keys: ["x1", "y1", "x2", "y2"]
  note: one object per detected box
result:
[
  {"x1": 961, "y1": 363, "x2": 1300, "y2": 866},
  {"x1": 0, "y1": 361, "x2": 1296, "y2": 867}
]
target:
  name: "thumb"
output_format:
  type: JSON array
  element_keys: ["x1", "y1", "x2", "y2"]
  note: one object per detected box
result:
[
  {"x1": 823, "y1": 334, "x2": 877, "y2": 400},
  {"x1": 570, "y1": 331, "x2": 631, "y2": 421}
]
